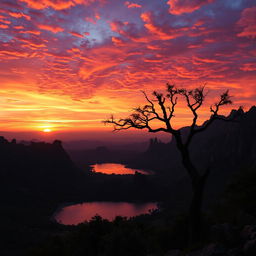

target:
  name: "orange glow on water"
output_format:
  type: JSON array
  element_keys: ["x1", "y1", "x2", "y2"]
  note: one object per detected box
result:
[
  {"x1": 55, "y1": 202, "x2": 158, "y2": 225},
  {"x1": 91, "y1": 163, "x2": 150, "y2": 175}
]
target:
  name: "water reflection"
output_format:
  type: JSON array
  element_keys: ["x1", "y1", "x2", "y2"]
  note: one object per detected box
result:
[
  {"x1": 91, "y1": 163, "x2": 150, "y2": 175},
  {"x1": 55, "y1": 202, "x2": 157, "y2": 225}
]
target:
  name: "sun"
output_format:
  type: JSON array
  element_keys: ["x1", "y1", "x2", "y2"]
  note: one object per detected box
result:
[{"x1": 43, "y1": 128, "x2": 52, "y2": 133}]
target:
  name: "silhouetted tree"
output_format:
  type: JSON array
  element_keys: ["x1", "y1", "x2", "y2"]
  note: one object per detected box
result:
[{"x1": 104, "y1": 83, "x2": 232, "y2": 247}]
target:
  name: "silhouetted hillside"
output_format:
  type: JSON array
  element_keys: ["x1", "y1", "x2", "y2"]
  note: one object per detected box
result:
[
  {"x1": 0, "y1": 138, "x2": 83, "y2": 201},
  {"x1": 0, "y1": 138, "x2": 86, "y2": 255},
  {"x1": 68, "y1": 146, "x2": 141, "y2": 168},
  {"x1": 63, "y1": 140, "x2": 149, "y2": 151},
  {"x1": 66, "y1": 141, "x2": 149, "y2": 169},
  {"x1": 129, "y1": 106, "x2": 256, "y2": 204}
]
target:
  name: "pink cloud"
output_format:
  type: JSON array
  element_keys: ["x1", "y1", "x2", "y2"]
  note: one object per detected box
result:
[
  {"x1": 69, "y1": 31, "x2": 84, "y2": 38},
  {"x1": 240, "y1": 63, "x2": 256, "y2": 72},
  {"x1": 167, "y1": 0, "x2": 214, "y2": 15},
  {"x1": 9, "y1": 11, "x2": 31, "y2": 20},
  {"x1": 112, "y1": 37, "x2": 125, "y2": 46},
  {"x1": 0, "y1": 24, "x2": 9, "y2": 29},
  {"x1": 125, "y1": 1, "x2": 142, "y2": 9},
  {"x1": 0, "y1": 49, "x2": 30, "y2": 59},
  {"x1": 110, "y1": 20, "x2": 150, "y2": 43},
  {"x1": 95, "y1": 13, "x2": 100, "y2": 20},
  {"x1": 237, "y1": 6, "x2": 256, "y2": 39},
  {"x1": 38, "y1": 24, "x2": 64, "y2": 33},
  {"x1": 13, "y1": 25, "x2": 25, "y2": 29},
  {"x1": 19, "y1": 30, "x2": 41, "y2": 35},
  {"x1": 19, "y1": 0, "x2": 98, "y2": 10},
  {"x1": 0, "y1": 18, "x2": 11, "y2": 24},
  {"x1": 147, "y1": 45, "x2": 161, "y2": 50},
  {"x1": 85, "y1": 13, "x2": 101, "y2": 24},
  {"x1": 14, "y1": 33, "x2": 48, "y2": 49},
  {"x1": 141, "y1": 12, "x2": 188, "y2": 40}
]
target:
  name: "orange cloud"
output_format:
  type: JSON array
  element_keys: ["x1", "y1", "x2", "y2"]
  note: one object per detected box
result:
[
  {"x1": 69, "y1": 31, "x2": 84, "y2": 38},
  {"x1": 167, "y1": 0, "x2": 214, "y2": 15},
  {"x1": 237, "y1": 6, "x2": 256, "y2": 39},
  {"x1": 19, "y1": 0, "x2": 74, "y2": 10},
  {"x1": 141, "y1": 12, "x2": 187, "y2": 40},
  {"x1": 79, "y1": 62, "x2": 117, "y2": 80},
  {"x1": 12, "y1": 35, "x2": 47, "y2": 50},
  {"x1": 23, "y1": 42, "x2": 46, "y2": 48},
  {"x1": 38, "y1": 24, "x2": 64, "y2": 33},
  {"x1": 0, "y1": 50, "x2": 29, "y2": 58},
  {"x1": 240, "y1": 63, "x2": 256, "y2": 71},
  {"x1": 112, "y1": 37, "x2": 125, "y2": 46},
  {"x1": 0, "y1": 24, "x2": 8, "y2": 29},
  {"x1": 147, "y1": 45, "x2": 161, "y2": 50},
  {"x1": 85, "y1": 13, "x2": 101, "y2": 24},
  {"x1": 19, "y1": 0, "x2": 97, "y2": 10},
  {"x1": 9, "y1": 11, "x2": 31, "y2": 20},
  {"x1": 14, "y1": 25, "x2": 25, "y2": 29},
  {"x1": 110, "y1": 20, "x2": 150, "y2": 43},
  {"x1": 19, "y1": 30, "x2": 41, "y2": 35},
  {"x1": 125, "y1": 1, "x2": 142, "y2": 9},
  {"x1": 0, "y1": 18, "x2": 11, "y2": 24}
]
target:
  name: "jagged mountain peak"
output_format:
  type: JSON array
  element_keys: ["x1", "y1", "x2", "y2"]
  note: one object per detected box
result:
[{"x1": 228, "y1": 107, "x2": 245, "y2": 119}]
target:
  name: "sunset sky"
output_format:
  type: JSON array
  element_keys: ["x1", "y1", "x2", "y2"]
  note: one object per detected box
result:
[{"x1": 0, "y1": 0, "x2": 255, "y2": 141}]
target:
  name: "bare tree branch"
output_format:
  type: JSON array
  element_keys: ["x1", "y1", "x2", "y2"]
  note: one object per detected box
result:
[
  {"x1": 166, "y1": 83, "x2": 178, "y2": 121},
  {"x1": 140, "y1": 91, "x2": 164, "y2": 122},
  {"x1": 104, "y1": 85, "x2": 233, "y2": 149},
  {"x1": 191, "y1": 90, "x2": 232, "y2": 135}
]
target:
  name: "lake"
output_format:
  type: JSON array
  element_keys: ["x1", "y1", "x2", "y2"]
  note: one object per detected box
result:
[
  {"x1": 90, "y1": 163, "x2": 151, "y2": 175},
  {"x1": 55, "y1": 202, "x2": 158, "y2": 225}
]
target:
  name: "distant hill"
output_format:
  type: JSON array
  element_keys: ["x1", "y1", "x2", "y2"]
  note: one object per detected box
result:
[
  {"x1": 0, "y1": 138, "x2": 83, "y2": 203},
  {"x1": 63, "y1": 140, "x2": 149, "y2": 151}
]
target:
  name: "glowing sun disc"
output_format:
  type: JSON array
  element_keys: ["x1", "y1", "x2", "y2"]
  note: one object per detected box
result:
[{"x1": 43, "y1": 128, "x2": 52, "y2": 133}]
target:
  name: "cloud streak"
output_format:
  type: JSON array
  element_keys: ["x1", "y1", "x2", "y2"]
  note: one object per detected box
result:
[{"x1": 167, "y1": 0, "x2": 215, "y2": 15}]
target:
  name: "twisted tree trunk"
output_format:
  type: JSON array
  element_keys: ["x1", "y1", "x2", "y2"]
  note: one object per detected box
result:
[
  {"x1": 188, "y1": 174, "x2": 208, "y2": 247},
  {"x1": 175, "y1": 134, "x2": 210, "y2": 247}
]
